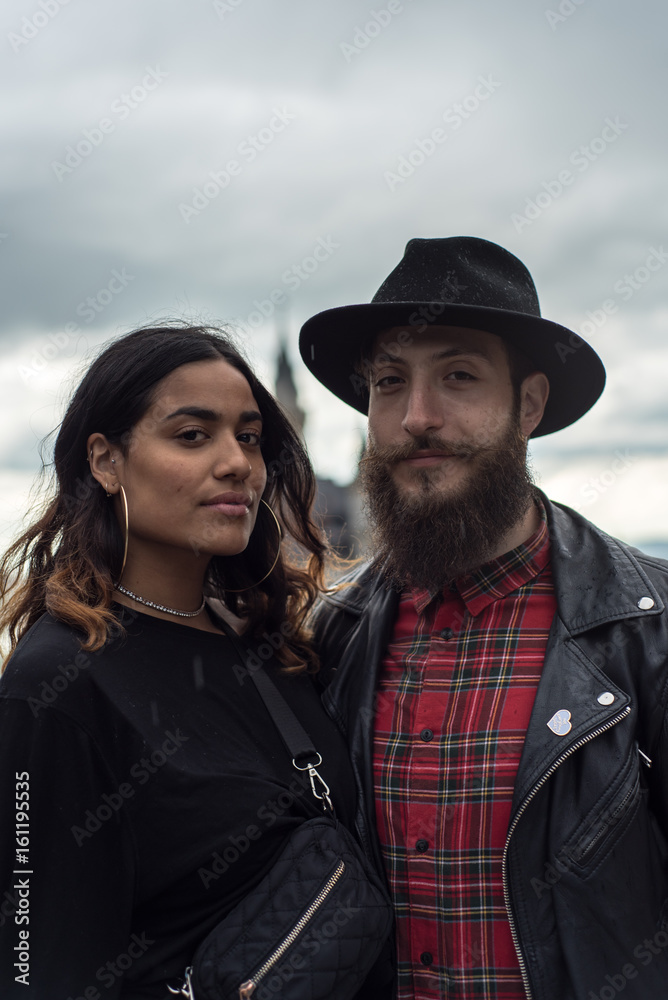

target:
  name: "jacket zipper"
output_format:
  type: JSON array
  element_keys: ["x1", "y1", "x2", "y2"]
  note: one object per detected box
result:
[
  {"x1": 502, "y1": 705, "x2": 631, "y2": 1000},
  {"x1": 238, "y1": 860, "x2": 346, "y2": 999}
]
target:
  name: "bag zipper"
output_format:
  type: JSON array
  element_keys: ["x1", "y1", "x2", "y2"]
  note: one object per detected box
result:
[
  {"x1": 238, "y1": 859, "x2": 346, "y2": 999},
  {"x1": 502, "y1": 705, "x2": 631, "y2": 1000}
]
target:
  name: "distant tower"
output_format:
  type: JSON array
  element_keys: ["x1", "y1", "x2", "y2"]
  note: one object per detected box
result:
[
  {"x1": 272, "y1": 318, "x2": 368, "y2": 558},
  {"x1": 273, "y1": 306, "x2": 305, "y2": 436},
  {"x1": 275, "y1": 339, "x2": 305, "y2": 436}
]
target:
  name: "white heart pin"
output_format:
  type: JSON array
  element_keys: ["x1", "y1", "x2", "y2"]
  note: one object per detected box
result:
[{"x1": 547, "y1": 709, "x2": 572, "y2": 736}]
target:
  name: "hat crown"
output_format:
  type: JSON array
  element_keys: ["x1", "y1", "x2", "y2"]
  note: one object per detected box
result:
[
  {"x1": 298, "y1": 234, "x2": 606, "y2": 436},
  {"x1": 371, "y1": 236, "x2": 541, "y2": 317}
]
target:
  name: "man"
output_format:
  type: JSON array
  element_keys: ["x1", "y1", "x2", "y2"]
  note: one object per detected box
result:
[{"x1": 299, "y1": 237, "x2": 668, "y2": 1000}]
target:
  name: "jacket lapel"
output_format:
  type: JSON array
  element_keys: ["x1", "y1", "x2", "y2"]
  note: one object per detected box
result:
[{"x1": 511, "y1": 495, "x2": 661, "y2": 809}]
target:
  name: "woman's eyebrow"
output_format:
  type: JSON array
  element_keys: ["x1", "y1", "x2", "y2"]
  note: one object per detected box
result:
[
  {"x1": 239, "y1": 409, "x2": 263, "y2": 423},
  {"x1": 163, "y1": 406, "x2": 263, "y2": 423},
  {"x1": 163, "y1": 406, "x2": 220, "y2": 421}
]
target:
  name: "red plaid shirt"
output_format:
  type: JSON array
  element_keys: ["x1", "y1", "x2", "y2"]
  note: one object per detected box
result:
[{"x1": 373, "y1": 511, "x2": 556, "y2": 999}]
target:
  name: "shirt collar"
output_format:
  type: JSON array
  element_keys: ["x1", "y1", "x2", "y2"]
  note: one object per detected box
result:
[{"x1": 411, "y1": 500, "x2": 551, "y2": 617}]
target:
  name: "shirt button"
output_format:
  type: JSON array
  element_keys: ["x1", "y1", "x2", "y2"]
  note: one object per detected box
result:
[
  {"x1": 420, "y1": 951, "x2": 433, "y2": 966},
  {"x1": 420, "y1": 728, "x2": 434, "y2": 742},
  {"x1": 440, "y1": 627, "x2": 454, "y2": 640},
  {"x1": 415, "y1": 839, "x2": 429, "y2": 852}
]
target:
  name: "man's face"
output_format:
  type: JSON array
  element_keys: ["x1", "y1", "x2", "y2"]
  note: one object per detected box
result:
[
  {"x1": 366, "y1": 325, "x2": 519, "y2": 495},
  {"x1": 359, "y1": 325, "x2": 548, "y2": 590}
]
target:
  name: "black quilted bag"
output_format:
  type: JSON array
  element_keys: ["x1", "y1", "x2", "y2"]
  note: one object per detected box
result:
[
  {"x1": 182, "y1": 815, "x2": 391, "y2": 999},
  {"x1": 168, "y1": 653, "x2": 393, "y2": 1000}
]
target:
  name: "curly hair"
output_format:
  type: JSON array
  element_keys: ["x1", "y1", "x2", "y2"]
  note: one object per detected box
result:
[{"x1": 0, "y1": 324, "x2": 328, "y2": 671}]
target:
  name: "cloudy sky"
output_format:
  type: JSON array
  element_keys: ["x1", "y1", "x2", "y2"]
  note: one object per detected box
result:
[{"x1": 1, "y1": 0, "x2": 667, "y2": 553}]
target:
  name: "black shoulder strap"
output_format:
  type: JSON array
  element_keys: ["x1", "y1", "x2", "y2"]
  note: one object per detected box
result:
[
  {"x1": 248, "y1": 665, "x2": 317, "y2": 766},
  {"x1": 215, "y1": 611, "x2": 333, "y2": 811}
]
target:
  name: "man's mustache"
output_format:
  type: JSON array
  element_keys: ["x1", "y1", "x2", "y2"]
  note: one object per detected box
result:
[{"x1": 364, "y1": 435, "x2": 476, "y2": 465}]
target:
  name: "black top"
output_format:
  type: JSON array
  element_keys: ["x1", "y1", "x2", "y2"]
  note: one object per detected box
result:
[{"x1": 0, "y1": 604, "x2": 356, "y2": 999}]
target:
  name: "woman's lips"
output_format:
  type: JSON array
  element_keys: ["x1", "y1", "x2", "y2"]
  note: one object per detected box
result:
[{"x1": 202, "y1": 493, "x2": 252, "y2": 516}]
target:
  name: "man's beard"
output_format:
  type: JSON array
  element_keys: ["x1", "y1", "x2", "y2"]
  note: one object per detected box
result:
[{"x1": 358, "y1": 416, "x2": 537, "y2": 592}]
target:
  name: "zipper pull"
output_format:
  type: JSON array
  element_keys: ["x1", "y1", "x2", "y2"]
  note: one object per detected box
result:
[
  {"x1": 638, "y1": 747, "x2": 652, "y2": 768},
  {"x1": 239, "y1": 980, "x2": 256, "y2": 998}
]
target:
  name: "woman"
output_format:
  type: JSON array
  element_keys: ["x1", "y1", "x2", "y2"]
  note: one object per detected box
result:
[{"x1": 0, "y1": 324, "x2": 386, "y2": 999}]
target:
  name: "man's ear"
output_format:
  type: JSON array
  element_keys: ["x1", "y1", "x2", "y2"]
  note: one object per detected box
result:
[
  {"x1": 519, "y1": 372, "x2": 550, "y2": 437},
  {"x1": 87, "y1": 433, "x2": 121, "y2": 494}
]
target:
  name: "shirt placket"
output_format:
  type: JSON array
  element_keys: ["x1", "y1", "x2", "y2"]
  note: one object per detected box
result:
[{"x1": 405, "y1": 600, "x2": 459, "y2": 997}]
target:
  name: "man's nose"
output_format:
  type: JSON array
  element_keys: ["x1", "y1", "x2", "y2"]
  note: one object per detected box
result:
[{"x1": 401, "y1": 384, "x2": 445, "y2": 436}]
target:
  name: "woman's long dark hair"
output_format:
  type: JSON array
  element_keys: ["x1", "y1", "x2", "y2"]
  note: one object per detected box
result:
[{"x1": 0, "y1": 324, "x2": 327, "y2": 670}]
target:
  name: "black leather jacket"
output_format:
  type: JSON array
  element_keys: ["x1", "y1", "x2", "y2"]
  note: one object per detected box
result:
[{"x1": 313, "y1": 496, "x2": 668, "y2": 1000}]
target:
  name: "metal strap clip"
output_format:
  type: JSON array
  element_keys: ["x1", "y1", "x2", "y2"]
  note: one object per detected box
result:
[
  {"x1": 292, "y1": 753, "x2": 334, "y2": 812},
  {"x1": 167, "y1": 966, "x2": 195, "y2": 998}
]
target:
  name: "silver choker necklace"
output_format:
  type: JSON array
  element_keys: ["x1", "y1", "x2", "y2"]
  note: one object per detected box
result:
[{"x1": 116, "y1": 584, "x2": 206, "y2": 618}]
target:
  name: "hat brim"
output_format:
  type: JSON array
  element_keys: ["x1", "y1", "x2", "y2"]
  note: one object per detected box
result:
[{"x1": 299, "y1": 302, "x2": 606, "y2": 437}]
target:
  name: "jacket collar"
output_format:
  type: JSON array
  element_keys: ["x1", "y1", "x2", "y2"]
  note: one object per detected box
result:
[
  {"x1": 320, "y1": 562, "x2": 395, "y2": 616},
  {"x1": 322, "y1": 491, "x2": 664, "y2": 634},
  {"x1": 541, "y1": 492, "x2": 664, "y2": 633}
]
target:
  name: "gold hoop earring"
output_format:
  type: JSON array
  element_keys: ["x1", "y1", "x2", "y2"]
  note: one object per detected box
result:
[
  {"x1": 115, "y1": 484, "x2": 129, "y2": 585},
  {"x1": 225, "y1": 499, "x2": 282, "y2": 594}
]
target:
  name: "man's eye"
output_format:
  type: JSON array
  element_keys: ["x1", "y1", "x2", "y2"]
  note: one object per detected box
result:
[
  {"x1": 446, "y1": 370, "x2": 475, "y2": 380},
  {"x1": 374, "y1": 374, "x2": 404, "y2": 387}
]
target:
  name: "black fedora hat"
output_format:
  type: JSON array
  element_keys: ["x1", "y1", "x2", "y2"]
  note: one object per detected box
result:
[{"x1": 299, "y1": 236, "x2": 606, "y2": 437}]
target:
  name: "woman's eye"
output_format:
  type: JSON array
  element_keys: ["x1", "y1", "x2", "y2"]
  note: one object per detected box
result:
[
  {"x1": 237, "y1": 430, "x2": 262, "y2": 446},
  {"x1": 178, "y1": 428, "x2": 207, "y2": 442}
]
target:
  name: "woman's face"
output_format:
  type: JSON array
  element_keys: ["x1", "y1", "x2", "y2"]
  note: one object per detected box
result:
[{"x1": 113, "y1": 357, "x2": 267, "y2": 566}]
